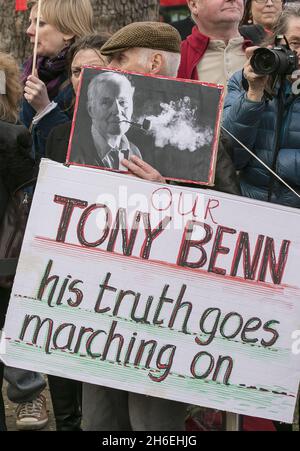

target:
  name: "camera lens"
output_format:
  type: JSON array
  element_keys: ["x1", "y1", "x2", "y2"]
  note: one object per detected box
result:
[
  {"x1": 250, "y1": 46, "x2": 298, "y2": 76},
  {"x1": 250, "y1": 48, "x2": 278, "y2": 75}
]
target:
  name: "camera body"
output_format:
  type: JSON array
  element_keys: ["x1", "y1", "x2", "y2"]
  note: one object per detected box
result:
[{"x1": 250, "y1": 44, "x2": 298, "y2": 76}]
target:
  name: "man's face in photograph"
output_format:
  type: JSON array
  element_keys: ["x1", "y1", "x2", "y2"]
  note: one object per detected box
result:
[{"x1": 89, "y1": 75, "x2": 134, "y2": 138}]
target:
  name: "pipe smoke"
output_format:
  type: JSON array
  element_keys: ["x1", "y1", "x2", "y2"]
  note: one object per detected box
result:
[{"x1": 140, "y1": 97, "x2": 213, "y2": 152}]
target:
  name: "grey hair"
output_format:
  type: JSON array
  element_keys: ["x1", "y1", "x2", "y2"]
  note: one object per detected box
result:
[
  {"x1": 273, "y1": 5, "x2": 300, "y2": 36},
  {"x1": 135, "y1": 47, "x2": 181, "y2": 77},
  {"x1": 261, "y1": 5, "x2": 300, "y2": 46},
  {"x1": 87, "y1": 71, "x2": 135, "y2": 114}
]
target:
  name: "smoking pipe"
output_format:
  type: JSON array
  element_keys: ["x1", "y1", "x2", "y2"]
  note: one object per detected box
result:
[{"x1": 120, "y1": 118, "x2": 152, "y2": 131}]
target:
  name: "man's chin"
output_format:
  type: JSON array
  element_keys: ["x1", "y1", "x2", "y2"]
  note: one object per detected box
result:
[
  {"x1": 220, "y1": 10, "x2": 243, "y2": 21},
  {"x1": 108, "y1": 125, "x2": 129, "y2": 135},
  {"x1": 107, "y1": 126, "x2": 121, "y2": 135}
]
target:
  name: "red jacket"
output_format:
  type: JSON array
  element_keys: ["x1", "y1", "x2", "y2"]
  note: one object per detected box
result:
[{"x1": 178, "y1": 25, "x2": 251, "y2": 81}]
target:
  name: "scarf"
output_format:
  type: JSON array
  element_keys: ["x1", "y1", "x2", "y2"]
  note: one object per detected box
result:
[
  {"x1": 178, "y1": 26, "x2": 252, "y2": 81},
  {"x1": 22, "y1": 46, "x2": 70, "y2": 100}
]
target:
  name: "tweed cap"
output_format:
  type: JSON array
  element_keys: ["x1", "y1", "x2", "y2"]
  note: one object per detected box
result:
[{"x1": 101, "y1": 21, "x2": 181, "y2": 56}]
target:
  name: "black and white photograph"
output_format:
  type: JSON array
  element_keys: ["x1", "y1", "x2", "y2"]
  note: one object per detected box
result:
[{"x1": 67, "y1": 67, "x2": 224, "y2": 185}]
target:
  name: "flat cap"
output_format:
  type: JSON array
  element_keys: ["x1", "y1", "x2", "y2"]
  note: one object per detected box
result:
[{"x1": 101, "y1": 21, "x2": 181, "y2": 56}]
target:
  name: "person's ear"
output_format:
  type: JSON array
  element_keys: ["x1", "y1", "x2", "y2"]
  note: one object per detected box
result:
[
  {"x1": 187, "y1": 0, "x2": 197, "y2": 15},
  {"x1": 149, "y1": 53, "x2": 163, "y2": 75},
  {"x1": 87, "y1": 101, "x2": 94, "y2": 119},
  {"x1": 63, "y1": 34, "x2": 75, "y2": 47}
]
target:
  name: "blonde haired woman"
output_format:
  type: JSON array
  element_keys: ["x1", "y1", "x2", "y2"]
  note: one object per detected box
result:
[{"x1": 21, "y1": 0, "x2": 95, "y2": 159}]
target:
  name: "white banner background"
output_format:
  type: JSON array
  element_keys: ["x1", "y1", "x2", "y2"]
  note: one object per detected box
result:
[{"x1": 1, "y1": 159, "x2": 300, "y2": 423}]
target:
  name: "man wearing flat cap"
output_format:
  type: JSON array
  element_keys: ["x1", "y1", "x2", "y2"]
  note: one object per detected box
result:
[
  {"x1": 73, "y1": 22, "x2": 182, "y2": 178},
  {"x1": 98, "y1": 21, "x2": 181, "y2": 183},
  {"x1": 81, "y1": 22, "x2": 187, "y2": 433},
  {"x1": 102, "y1": 21, "x2": 182, "y2": 78},
  {"x1": 82, "y1": 21, "x2": 240, "y2": 433}
]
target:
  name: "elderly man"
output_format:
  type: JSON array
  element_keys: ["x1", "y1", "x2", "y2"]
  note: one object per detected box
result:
[
  {"x1": 99, "y1": 21, "x2": 182, "y2": 184},
  {"x1": 178, "y1": 0, "x2": 249, "y2": 87},
  {"x1": 100, "y1": 21, "x2": 239, "y2": 193},
  {"x1": 82, "y1": 24, "x2": 188, "y2": 431},
  {"x1": 102, "y1": 21, "x2": 182, "y2": 77},
  {"x1": 76, "y1": 71, "x2": 142, "y2": 169},
  {"x1": 81, "y1": 21, "x2": 240, "y2": 433}
]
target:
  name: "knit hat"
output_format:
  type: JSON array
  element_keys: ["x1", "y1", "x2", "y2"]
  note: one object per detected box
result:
[{"x1": 101, "y1": 21, "x2": 181, "y2": 56}]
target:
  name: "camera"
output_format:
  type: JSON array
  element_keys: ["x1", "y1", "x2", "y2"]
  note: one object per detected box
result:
[{"x1": 250, "y1": 42, "x2": 298, "y2": 76}]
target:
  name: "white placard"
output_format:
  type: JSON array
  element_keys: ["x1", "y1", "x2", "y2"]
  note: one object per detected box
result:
[{"x1": 1, "y1": 159, "x2": 300, "y2": 423}]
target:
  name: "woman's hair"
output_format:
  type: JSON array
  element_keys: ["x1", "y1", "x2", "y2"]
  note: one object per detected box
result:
[
  {"x1": 29, "y1": 0, "x2": 94, "y2": 38},
  {"x1": 272, "y1": 4, "x2": 300, "y2": 37},
  {"x1": 241, "y1": 0, "x2": 254, "y2": 26},
  {"x1": 0, "y1": 52, "x2": 22, "y2": 123},
  {"x1": 67, "y1": 33, "x2": 111, "y2": 74},
  {"x1": 261, "y1": 5, "x2": 300, "y2": 46},
  {"x1": 241, "y1": 0, "x2": 286, "y2": 28}
]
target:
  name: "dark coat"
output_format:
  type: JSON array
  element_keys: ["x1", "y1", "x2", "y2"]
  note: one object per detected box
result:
[
  {"x1": 0, "y1": 178, "x2": 8, "y2": 226},
  {"x1": 0, "y1": 120, "x2": 35, "y2": 290},
  {"x1": 0, "y1": 121, "x2": 36, "y2": 193},
  {"x1": 20, "y1": 84, "x2": 74, "y2": 161},
  {"x1": 239, "y1": 24, "x2": 267, "y2": 45},
  {"x1": 46, "y1": 121, "x2": 72, "y2": 163}
]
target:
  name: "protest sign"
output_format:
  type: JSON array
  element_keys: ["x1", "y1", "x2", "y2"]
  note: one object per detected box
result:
[
  {"x1": 1, "y1": 159, "x2": 300, "y2": 423},
  {"x1": 67, "y1": 67, "x2": 223, "y2": 185}
]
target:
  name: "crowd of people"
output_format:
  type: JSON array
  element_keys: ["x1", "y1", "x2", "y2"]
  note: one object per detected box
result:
[{"x1": 0, "y1": 0, "x2": 299, "y2": 431}]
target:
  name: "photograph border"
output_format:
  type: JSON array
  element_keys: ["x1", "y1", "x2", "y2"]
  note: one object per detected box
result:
[{"x1": 66, "y1": 66, "x2": 225, "y2": 186}]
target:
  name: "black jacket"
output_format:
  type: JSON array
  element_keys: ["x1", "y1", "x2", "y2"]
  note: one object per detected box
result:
[
  {"x1": 214, "y1": 133, "x2": 241, "y2": 195},
  {"x1": 46, "y1": 121, "x2": 72, "y2": 163},
  {"x1": 0, "y1": 121, "x2": 36, "y2": 294},
  {"x1": 0, "y1": 121, "x2": 36, "y2": 194},
  {"x1": 239, "y1": 24, "x2": 266, "y2": 45},
  {"x1": 0, "y1": 177, "x2": 8, "y2": 226}
]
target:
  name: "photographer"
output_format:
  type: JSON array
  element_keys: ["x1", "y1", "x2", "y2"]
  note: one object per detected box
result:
[{"x1": 223, "y1": 6, "x2": 300, "y2": 208}]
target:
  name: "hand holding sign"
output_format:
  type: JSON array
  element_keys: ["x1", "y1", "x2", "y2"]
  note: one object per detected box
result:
[
  {"x1": 24, "y1": 75, "x2": 51, "y2": 113},
  {"x1": 122, "y1": 155, "x2": 166, "y2": 183}
]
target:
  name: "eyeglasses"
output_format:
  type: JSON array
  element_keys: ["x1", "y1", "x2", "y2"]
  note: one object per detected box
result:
[
  {"x1": 254, "y1": 0, "x2": 282, "y2": 4},
  {"x1": 288, "y1": 40, "x2": 300, "y2": 51}
]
